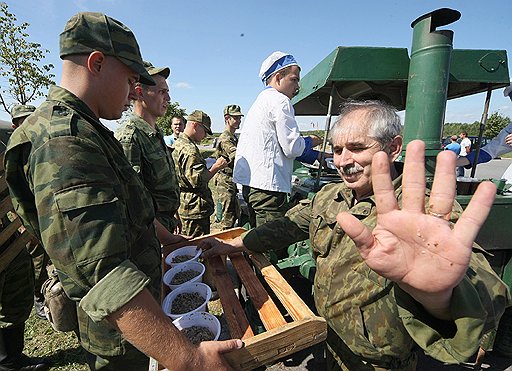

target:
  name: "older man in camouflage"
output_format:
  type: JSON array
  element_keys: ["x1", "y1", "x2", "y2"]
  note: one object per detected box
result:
[
  {"x1": 213, "y1": 105, "x2": 243, "y2": 229},
  {"x1": 115, "y1": 62, "x2": 180, "y2": 234},
  {"x1": 201, "y1": 100, "x2": 510, "y2": 370},
  {"x1": 4, "y1": 12, "x2": 241, "y2": 371},
  {"x1": 173, "y1": 110, "x2": 227, "y2": 237}
]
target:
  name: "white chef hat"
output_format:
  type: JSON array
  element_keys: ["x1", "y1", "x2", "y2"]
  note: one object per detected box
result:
[{"x1": 258, "y1": 51, "x2": 299, "y2": 83}]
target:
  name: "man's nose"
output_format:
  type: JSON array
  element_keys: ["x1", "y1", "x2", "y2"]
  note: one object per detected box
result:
[{"x1": 335, "y1": 149, "x2": 353, "y2": 167}]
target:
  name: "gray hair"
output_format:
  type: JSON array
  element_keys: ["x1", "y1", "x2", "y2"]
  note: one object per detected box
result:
[{"x1": 328, "y1": 100, "x2": 402, "y2": 146}]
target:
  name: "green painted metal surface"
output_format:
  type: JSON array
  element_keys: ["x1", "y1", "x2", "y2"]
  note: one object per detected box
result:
[
  {"x1": 402, "y1": 8, "x2": 459, "y2": 168},
  {"x1": 293, "y1": 48, "x2": 509, "y2": 118}
]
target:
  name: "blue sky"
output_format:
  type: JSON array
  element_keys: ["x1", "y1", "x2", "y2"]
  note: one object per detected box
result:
[{"x1": 3, "y1": 0, "x2": 512, "y2": 132}]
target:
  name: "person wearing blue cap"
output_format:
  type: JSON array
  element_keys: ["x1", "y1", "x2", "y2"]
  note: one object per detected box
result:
[
  {"x1": 457, "y1": 84, "x2": 512, "y2": 169},
  {"x1": 233, "y1": 51, "x2": 324, "y2": 230}
]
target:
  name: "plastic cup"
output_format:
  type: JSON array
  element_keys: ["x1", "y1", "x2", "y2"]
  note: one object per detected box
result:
[
  {"x1": 172, "y1": 311, "x2": 221, "y2": 343},
  {"x1": 162, "y1": 282, "x2": 212, "y2": 320},
  {"x1": 163, "y1": 261, "x2": 205, "y2": 290},
  {"x1": 165, "y1": 245, "x2": 201, "y2": 267}
]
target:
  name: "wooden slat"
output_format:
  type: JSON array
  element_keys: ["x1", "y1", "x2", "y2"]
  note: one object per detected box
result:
[
  {"x1": 162, "y1": 227, "x2": 246, "y2": 258},
  {"x1": 249, "y1": 252, "x2": 316, "y2": 321},
  {"x1": 208, "y1": 255, "x2": 253, "y2": 340},
  {"x1": 0, "y1": 230, "x2": 32, "y2": 273},
  {"x1": 224, "y1": 317, "x2": 327, "y2": 371},
  {"x1": 0, "y1": 196, "x2": 13, "y2": 218},
  {"x1": 0, "y1": 217, "x2": 21, "y2": 247},
  {"x1": 229, "y1": 253, "x2": 287, "y2": 330}
]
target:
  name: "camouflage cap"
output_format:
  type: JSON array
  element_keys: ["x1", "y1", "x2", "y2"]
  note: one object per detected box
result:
[
  {"x1": 186, "y1": 110, "x2": 212, "y2": 135},
  {"x1": 223, "y1": 104, "x2": 244, "y2": 117},
  {"x1": 144, "y1": 61, "x2": 170, "y2": 79},
  {"x1": 11, "y1": 104, "x2": 36, "y2": 120},
  {"x1": 59, "y1": 12, "x2": 155, "y2": 85}
]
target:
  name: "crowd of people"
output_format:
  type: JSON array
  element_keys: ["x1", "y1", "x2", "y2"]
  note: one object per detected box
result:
[{"x1": 0, "y1": 10, "x2": 510, "y2": 371}]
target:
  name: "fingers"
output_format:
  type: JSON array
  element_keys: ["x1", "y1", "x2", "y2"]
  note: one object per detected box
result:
[
  {"x1": 401, "y1": 140, "x2": 426, "y2": 213},
  {"x1": 336, "y1": 212, "x2": 374, "y2": 258},
  {"x1": 371, "y1": 151, "x2": 397, "y2": 215},
  {"x1": 212, "y1": 339, "x2": 244, "y2": 354},
  {"x1": 453, "y1": 181, "x2": 496, "y2": 247},
  {"x1": 429, "y1": 150, "x2": 456, "y2": 216}
]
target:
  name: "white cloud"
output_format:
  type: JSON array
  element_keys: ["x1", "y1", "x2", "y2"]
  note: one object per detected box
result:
[{"x1": 173, "y1": 82, "x2": 192, "y2": 89}]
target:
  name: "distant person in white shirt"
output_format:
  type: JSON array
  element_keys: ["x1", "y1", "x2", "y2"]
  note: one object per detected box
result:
[
  {"x1": 457, "y1": 131, "x2": 471, "y2": 177},
  {"x1": 233, "y1": 51, "x2": 322, "y2": 228}
]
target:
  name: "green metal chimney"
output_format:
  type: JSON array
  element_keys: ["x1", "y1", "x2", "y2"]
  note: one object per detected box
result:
[{"x1": 402, "y1": 8, "x2": 461, "y2": 177}]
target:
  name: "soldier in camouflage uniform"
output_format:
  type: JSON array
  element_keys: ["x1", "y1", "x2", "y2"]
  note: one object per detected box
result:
[
  {"x1": 173, "y1": 110, "x2": 227, "y2": 237},
  {"x1": 0, "y1": 105, "x2": 49, "y2": 370},
  {"x1": 4, "y1": 12, "x2": 240, "y2": 371},
  {"x1": 201, "y1": 100, "x2": 510, "y2": 370},
  {"x1": 115, "y1": 62, "x2": 181, "y2": 233},
  {"x1": 213, "y1": 105, "x2": 243, "y2": 229},
  {"x1": 11, "y1": 105, "x2": 51, "y2": 321}
]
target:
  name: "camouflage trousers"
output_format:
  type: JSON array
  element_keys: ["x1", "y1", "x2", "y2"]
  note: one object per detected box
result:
[
  {"x1": 325, "y1": 327, "x2": 417, "y2": 371},
  {"x1": 242, "y1": 185, "x2": 291, "y2": 228},
  {"x1": 181, "y1": 217, "x2": 210, "y2": 238},
  {"x1": 156, "y1": 212, "x2": 179, "y2": 234},
  {"x1": 26, "y1": 238, "x2": 50, "y2": 302},
  {"x1": 0, "y1": 248, "x2": 34, "y2": 327},
  {"x1": 84, "y1": 341, "x2": 150, "y2": 371},
  {"x1": 214, "y1": 173, "x2": 240, "y2": 230}
]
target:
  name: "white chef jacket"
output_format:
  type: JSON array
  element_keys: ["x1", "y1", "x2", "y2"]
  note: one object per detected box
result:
[{"x1": 233, "y1": 87, "x2": 305, "y2": 193}]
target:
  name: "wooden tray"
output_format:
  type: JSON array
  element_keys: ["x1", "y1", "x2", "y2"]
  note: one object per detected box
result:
[{"x1": 161, "y1": 228, "x2": 327, "y2": 370}]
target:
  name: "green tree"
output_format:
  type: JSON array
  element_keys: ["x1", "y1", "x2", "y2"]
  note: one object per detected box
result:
[
  {"x1": 484, "y1": 112, "x2": 511, "y2": 138},
  {"x1": 156, "y1": 101, "x2": 187, "y2": 135},
  {"x1": 0, "y1": 2, "x2": 54, "y2": 113},
  {"x1": 442, "y1": 121, "x2": 480, "y2": 138}
]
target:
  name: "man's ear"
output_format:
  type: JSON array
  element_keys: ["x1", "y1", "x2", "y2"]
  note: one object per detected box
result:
[
  {"x1": 388, "y1": 135, "x2": 403, "y2": 161},
  {"x1": 87, "y1": 51, "x2": 105, "y2": 75},
  {"x1": 134, "y1": 85, "x2": 143, "y2": 98}
]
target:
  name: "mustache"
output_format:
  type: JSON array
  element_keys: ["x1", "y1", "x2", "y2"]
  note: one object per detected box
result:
[{"x1": 338, "y1": 164, "x2": 364, "y2": 176}]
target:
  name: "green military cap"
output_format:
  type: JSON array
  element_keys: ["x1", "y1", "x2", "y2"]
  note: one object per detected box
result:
[
  {"x1": 143, "y1": 61, "x2": 170, "y2": 79},
  {"x1": 59, "y1": 12, "x2": 155, "y2": 86},
  {"x1": 186, "y1": 110, "x2": 212, "y2": 135},
  {"x1": 11, "y1": 104, "x2": 36, "y2": 120},
  {"x1": 223, "y1": 104, "x2": 244, "y2": 117}
]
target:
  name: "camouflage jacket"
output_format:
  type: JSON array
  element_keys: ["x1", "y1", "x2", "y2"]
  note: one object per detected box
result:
[
  {"x1": 214, "y1": 129, "x2": 237, "y2": 176},
  {"x1": 115, "y1": 113, "x2": 180, "y2": 228},
  {"x1": 4, "y1": 86, "x2": 161, "y2": 356},
  {"x1": 242, "y1": 177, "x2": 510, "y2": 368},
  {"x1": 172, "y1": 133, "x2": 213, "y2": 219}
]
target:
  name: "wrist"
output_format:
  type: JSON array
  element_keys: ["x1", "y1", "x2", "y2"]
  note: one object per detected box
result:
[{"x1": 398, "y1": 283, "x2": 453, "y2": 320}]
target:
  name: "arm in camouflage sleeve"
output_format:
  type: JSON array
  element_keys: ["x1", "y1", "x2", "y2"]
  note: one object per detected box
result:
[
  {"x1": 394, "y1": 248, "x2": 511, "y2": 363},
  {"x1": 11, "y1": 135, "x2": 151, "y2": 321},
  {"x1": 221, "y1": 136, "x2": 237, "y2": 163},
  {"x1": 117, "y1": 132, "x2": 143, "y2": 174},
  {"x1": 182, "y1": 150, "x2": 211, "y2": 188},
  {"x1": 200, "y1": 200, "x2": 310, "y2": 257}
]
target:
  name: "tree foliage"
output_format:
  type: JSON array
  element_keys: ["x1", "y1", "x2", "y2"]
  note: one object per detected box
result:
[
  {"x1": 156, "y1": 101, "x2": 187, "y2": 135},
  {"x1": 0, "y1": 2, "x2": 55, "y2": 113},
  {"x1": 442, "y1": 121, "x2": 480, "y2": 137},
  {"x1": 484, "y1": 112, "x2": 511, "y2": 138}
]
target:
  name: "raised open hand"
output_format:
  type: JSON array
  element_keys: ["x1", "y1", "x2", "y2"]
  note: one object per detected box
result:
[{"x1": 336, "y1": 140, "x2": 496, "y2": 304}]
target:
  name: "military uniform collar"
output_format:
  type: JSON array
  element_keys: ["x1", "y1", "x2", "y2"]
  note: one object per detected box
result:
[
  {"x1": 180, "y1": 133, "x2": 199, "y2": 148},
  {"x1": 48, "y1": 86, "x2": 110, "y2": 131},
  {"x1": 124, "y1": 112, "x2": 160, "y2": 137}
]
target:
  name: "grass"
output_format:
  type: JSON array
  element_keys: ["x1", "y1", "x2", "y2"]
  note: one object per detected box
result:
[{"x1": 24, "y1": 309, "x2": 88, "y2": 370}]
